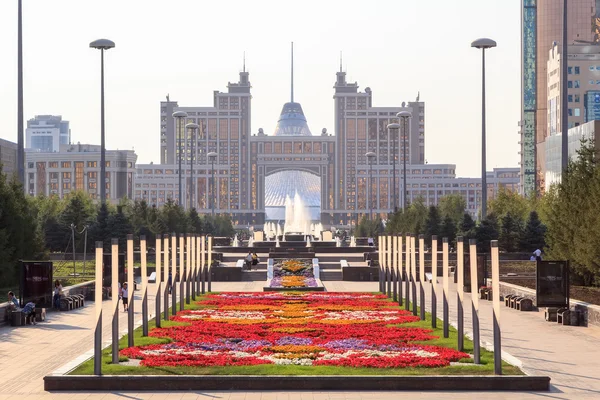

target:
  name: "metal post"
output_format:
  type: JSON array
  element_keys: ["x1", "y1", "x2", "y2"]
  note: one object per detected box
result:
[
  {"x1": 481, "y1": 48, "x2": 487, "y2": 220},
  {"x1": 155, "y1": 235, "x2": 162, "y2": 328},
  {"x1": 196, "y1": 235, "x2": 201, "y2": 295},
  {"x1": 186, "y1": 234, "x2": 191, "y2": 304},
  {"x1": 111, "y1": 238, "x2": 119, "y2": 364},
  {"x1": 442, "y1": 237, "x2": 449, "y2": 338},
  {"x1": 141, "y1": 235, "x2": 148, "y2": 337},
  {"x1": 190, "y1": 128, "x2": 195, "y2": 210},
  {"x1": 392, "y1": 127, "x2": 397, "y2": 212},
  {"x1": 561, "y1": 0, "x2": 569, "y2": 173},
  {"x1": 469, "y1": 239, "x2": 480, "y2": 364},
  {"x1": 491, "y1": 240, "x2": 502, "y2": 375},
  {"x1": 178, "y1": 118, "x2": 183, "y2": 208},
  {"x1": 456, "y1": 236, "x2": 464, "y2": 352},
  {"x1": 179, "y1": 234, "x2": 185, "y2": 311},
  {"x1": 419, "y1": 234, "x2": 425, "y2": 321},
  {"x1": 211, "y1": 159, "x2": 215, "y2": 217},
  {"x1": 191, "y1": 234, "x2": 196, "y2": 301},
  {"x1": 368, "y1": 159, "x2": 373, "y2": 220},
  {"x1": 71, "y1": 224, "x2": 76, "y2": 276},
  {"x1": 94, "y1": 241, "x2": 103, "y2": 375},
  {"x1": 201, "y1": 235, "x2": 206, "y2": 294},
  {"x1": 17, "y1": 0, "x2": 25, "y2": 187},
  {"x1": 127, "y1": 234, "x2": 134, "y2": 348},
  {"x1": 392, "y1": 235, "x2": 397, "y2": 302},
  {"x1": 100, "y1": 48, "x2": 106, "y2": 203},
  {"x1": 207, "y1": 236, "x2": 213, "y2": 292},
  {"x1": 431, "y1": 235, "x2": 438, "y2": 328},
  {"x1": 387, "y1": 235, "x2": 392, "y2": 297},
  {"x1": 402, "y1": 116, "x2": 408, "y2": 211},
  {"x1": 83, "y1": 227, "x2": 88, "y2": 275}
]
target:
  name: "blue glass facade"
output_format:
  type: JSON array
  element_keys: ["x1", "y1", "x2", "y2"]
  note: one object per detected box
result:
[
  {"x1": 522, "y1": 0, "x2": 537, "y2": 195},
  {"x1": 585, "y1": 91, "x2": 600, "y2": 122}
]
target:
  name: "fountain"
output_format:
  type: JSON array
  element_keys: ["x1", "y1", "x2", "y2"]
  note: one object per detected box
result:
[
  {"x1": 306, "y1": 236, "x2": 311, "y2": 248},
  {"x1": 350, "y1": 236, "x2": 356, "y2": 247},
  {"x1": 248, "y1": 237, "x2": 254, "y2": 247},
  {"x1": 276, "y1": 224, "x2": 282, "y2": 239},
  {"x1": 232, "y1": 234, "x2": 240, "y2": 247},
  {"x1": 335, "y1": 237, "x2": 341, "y2": 247},
  {"x1": 283, "y1": 191, "x2": 312, "y2": 235},
  {"x1": 276, "y1": 236, "x2": 280, "y2": 248}
]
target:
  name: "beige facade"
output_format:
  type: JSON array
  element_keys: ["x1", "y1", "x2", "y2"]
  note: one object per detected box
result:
[
  {"x1": 0, "y1": 138, "x2": 17, "y2": 178},
  {"x1": 25, "y1": 143, "x2": 137, "y2": 202}
]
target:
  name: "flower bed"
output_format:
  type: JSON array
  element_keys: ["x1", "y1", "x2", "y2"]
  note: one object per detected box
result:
[
  {"x1": 121, "y1": 292, "x2": 470, "y2": 369},
  {"x1": 270, "y1": 259, "x2": 317, "y2": 288}
]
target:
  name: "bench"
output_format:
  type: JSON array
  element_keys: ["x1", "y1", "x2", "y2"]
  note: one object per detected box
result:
[
  {"x1": 504, "y1": 294, "x2": 516, "y2": 307},
  {"x1": 510, "y1": 296, "x2": 522, "y2": 309},
  {"x1": 340, "y1": 260, "x2": 349, "y2": 268},
  {"x1": 515, "y1": 298, "x2": 533, "y2": 311}
]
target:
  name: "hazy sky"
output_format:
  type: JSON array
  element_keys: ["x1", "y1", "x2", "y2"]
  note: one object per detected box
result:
[{"x1": 0, "y1": 0, "x2": 520, "y2": 177}]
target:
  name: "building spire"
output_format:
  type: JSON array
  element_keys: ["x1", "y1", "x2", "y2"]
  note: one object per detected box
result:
[
  {"x1": 291, "y1": 42, "x2": 294, "y2": 103},
  {"x1": 340, "y1": 51, "x2": 343, "y2": 72},
  {"x1": 243, "y1": 51, "x2": 246, "y2": 72}
]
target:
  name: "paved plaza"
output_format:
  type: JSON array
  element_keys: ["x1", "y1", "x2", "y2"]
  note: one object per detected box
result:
[{"x1": 1, "y1": 281, "x2": 600, "y2": 400}]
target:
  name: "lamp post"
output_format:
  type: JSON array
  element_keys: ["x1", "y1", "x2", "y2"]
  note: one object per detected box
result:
[
  {"x1": 397, "y1": 111, "x2": 412, "y2": 211},
  {"x1": 387, "y1": 123, "x2": 401, "y2": 213},
  {"x1": 17, "y1": 0, "x2": 24, "y2": 187},
  {"x1": 366, "y1": 152, "x2": 376, "y2": 220},
  {"x1": 186, "y1": 123, "x2": 199, "y2": 210},
  {"x1": 173, "y1": 111, "x2": 188, "y2": 208},
  {"x1": 208, "y1": 152, "x2": 217, "y2": 216},
  {"x1": 90, "y1": 39, "x2": 115, "y2": 204},
  {"x1": 471, "y1": 38, "x2": 496, "y2": 220}
]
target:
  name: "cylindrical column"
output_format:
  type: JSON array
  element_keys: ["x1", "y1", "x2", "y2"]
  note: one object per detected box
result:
[
  {"x1": 179, "y1": 234, "x2": 185, "y2": 311},
  {"x1": 94, "y1": 241, "x2": 103, "y2": 375},
  {"x1": 155, "y1": 235, "x2": 162, "y2": 328},
  {"x1": 191, "y1": 234, "x2": 196, "y2": 301},
  {"x1": 404, "y1": 234, "x2": 410, "y2": 310},
  {"x1": 470, "y1": 239, "x2": 481, "y2": 364},
  {"x1": 207, "y1": 235, "x2": 213, "y2": 292},
  {"x1": 392, "y1": 235, "x2": 398, "y2": 302},
  {"x1": 442, "y1": 237, "x2": 449, "y2": 338},
  {"x1": 186, "y1": 234, "x2": 191, "y2": 305},
  {"x1": 201, "y1": 235, "x2": 206, "y2": 294},
  {"x1": 387, "y1": 235, "x2": 392, "y2": 297},
  {"x1": 127, "y1": 234, "x2": 134, "y2": 348},
  {"x1": 491, "y1": 240, "x2": 502, "y2": 375},
  {"x1": 141, "y1": 235, "x2": 148, "y2": 337},
  {"x1": 378, "y1": 236, "x2": 383, "y2": 292},
  {"x1": 456, "y1": 236, "x2": 464, "y2": 351},
  {"x1": 111, "y1": 238, "x2": 119, "y2": 364},
  {"x1": 397, "y1": 235, "x2": 403, "y2": 306},
  {"x1": 171, "y1": 233, "x2": 177, "y2": 315},
  {"x1": 431, "y1": 235, "x2": 438, "y2": 328},
  {"x1": 163, "y1": 234, "x2": 169, "y2": 320},
  {"x1": 411, "y1": 235, "x2": 417, "y2": 316},
  {"x1": 419, "y1": 234, "x2": 426, "y2": 320}
]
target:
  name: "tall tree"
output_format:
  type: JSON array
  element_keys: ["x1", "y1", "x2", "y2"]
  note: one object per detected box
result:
[
  {"x1": 438, "y1": 194, "x2": 467, "y2": 226},
  {"x1": 488, "y1": 187, "x2": 529, "y2": 221},
  {"x1": 519, "y1": 210, "x2": 546, "y2": 253},
  {"x1": 499, "y1": 212, "x2": 523, "y2": 253},
  {"x1": 458, "y1": 212, "x2": 476, "y2": 239},
  {"x1": 475, "y1": 214, "x2": 499, "y2": 253},
  {"x1": 356, "y1": 216, "x2": 382, "y2": 238},
  {"x1": 440, "y1": 216, "x2": 457, "y2": 248},
  {"x1": 425, "y1": 206, "x2": 441, "y2": 246}
]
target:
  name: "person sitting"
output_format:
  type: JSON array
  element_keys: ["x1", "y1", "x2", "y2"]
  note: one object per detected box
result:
[
  {"x1": 251, "y1": 252, "x2": 259, "y2": 270},
  {"x1": 53, "y1": 280, "x2": 63, "y2": 310},
  {"x1": 7, "y1": 291, "x2": 19, "y2": 310},
  {"x1": 21, "y1": 301, "x2": 37, "y2": 325},
  {"x1": 245, "y1": 252, "x2": 253, "y2": 271}
]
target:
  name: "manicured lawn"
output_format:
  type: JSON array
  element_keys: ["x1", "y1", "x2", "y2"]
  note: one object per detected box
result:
[{"x1": 71, "y1": 292, "x2": 522, "y2": 376}]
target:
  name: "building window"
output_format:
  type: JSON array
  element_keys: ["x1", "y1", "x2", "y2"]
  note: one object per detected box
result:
[
  {"x1": 574, "y1": 108, "x2": 581, "y2": 117},
  {"x1": 62, "y1": 162, "x2": 71, "y2": 168},
  {"x1": 568, "y1": 94, "x2": 573, "y2": 102},
  {"x1": 568, "y1": 108, "x2": 573, "y2": 117},
  {"x1": 87, "y1": 161, "x2": 97, "y2": 168},
  {"x1": 49, "y1": 162, "x2": 58, "y2": 168},
  {"x1": 568, "y1": 66, "x2": 572, "y2": 74},
  {"x1": 568, "y1": 81, "x2": 573, "y2": 88},
  {"x1": 575, "y1": 94, "x2": 581, "y2": 103},
  {"x1": 574, "y1": 80, "x2": 580, "y2": 88},
  {"x1": 590, "y1": 80, "x2": 595, "y2": 85},
  {"x1": 575, "y1": 66, "x2": 580, "y2": 74}
]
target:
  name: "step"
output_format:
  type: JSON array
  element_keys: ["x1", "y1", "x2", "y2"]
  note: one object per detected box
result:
[
  {"x1": 241, "y1": 270, "x2": 267, "y2": 281},
  {"x1": 320, "y1": 271, "x2": 343, "y2": 281}
]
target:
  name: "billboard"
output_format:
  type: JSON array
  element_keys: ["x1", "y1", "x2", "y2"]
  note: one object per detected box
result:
[{"x1": 536, "y1": 261, "x2": 569, "y2": 308}]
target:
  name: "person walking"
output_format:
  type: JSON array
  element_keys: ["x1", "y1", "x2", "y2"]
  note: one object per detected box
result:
[
  {"x1": 53, "y1": 280, "x2": 63, "y2": 310},
  {"x1": 533, "y1": 249, "x2": 542, "y2": 262},
  {"x1": 245, "y1": 252, "x2": 253, "y2": 271},
  {"x1": 122, "y1": 283, "x2": 129, "y2": 312}
]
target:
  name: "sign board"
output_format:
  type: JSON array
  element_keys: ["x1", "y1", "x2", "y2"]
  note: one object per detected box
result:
[
  {"x1": 322, "y1": 231, "x2": 333, "y2": 241},
  {"x1": 19, "y1": 261, "x2": 53, "y2": 306},
  {"x1": 254, "y1": 231, "x2": 264, "y2": 242},
  {"x1": 536, "y1": 261, "x2": 569, "y2": 308}
]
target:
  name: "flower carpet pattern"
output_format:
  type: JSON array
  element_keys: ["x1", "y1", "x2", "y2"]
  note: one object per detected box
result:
[
  {"x1": 121, "y1": 293, "x2": 470, "y2": 369},
  {"x1": 269, "y1": 259, "x2": 317, "y2": 288}
]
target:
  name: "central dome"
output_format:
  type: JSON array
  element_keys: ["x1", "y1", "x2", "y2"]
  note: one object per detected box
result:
[{"x1": 273, "y1": 102, "x2": 312, "y2": 136}]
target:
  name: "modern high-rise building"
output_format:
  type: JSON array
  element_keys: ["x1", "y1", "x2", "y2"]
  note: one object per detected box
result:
[
  {"x1": 520, "y1": 0, "x2": 600, "y2": 195},
  {"x1": 26, "y1": 115, "x2": 70, "y2": 152}
]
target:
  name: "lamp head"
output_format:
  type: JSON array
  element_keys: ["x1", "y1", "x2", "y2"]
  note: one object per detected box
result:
[
  {"x1": 172, "y1": 111, "x2": 188, "y2": 118},
  {"x1": 471, "y1": 38, "x2": 497, "y2": 49},
  {"x1": 207, "y1": 152, "x2": 218, "y2": 159},
  {"x1": 397, "y1": 111, "x2": 412, "y2": 118},
  {"x1": 387, "y1": 123, "x2": 401, "y2": 130},
  {"x1": 90, "y1": 39, "x2": 115, "y2": 50},
  {"x1": 185, "y1": 123, "x2": 199, "y2": 130},
  {"x1": 366, "y1": 152, "x2": 376, "y2": 158}
]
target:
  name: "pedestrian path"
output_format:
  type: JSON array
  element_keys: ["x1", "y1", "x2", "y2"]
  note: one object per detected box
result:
[{"x1": 1, "y1": 280, "x2": 599, "y2": 399}]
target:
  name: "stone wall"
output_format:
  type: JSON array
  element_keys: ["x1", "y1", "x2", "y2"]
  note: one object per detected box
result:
[{"x1": 489, "y1": 279, "x2": 600, "y2": 328}]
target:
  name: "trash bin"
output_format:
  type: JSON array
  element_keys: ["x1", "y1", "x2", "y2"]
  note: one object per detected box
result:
[{"x1": 10, "y1": 311, "x2": 24, "y2": 327}]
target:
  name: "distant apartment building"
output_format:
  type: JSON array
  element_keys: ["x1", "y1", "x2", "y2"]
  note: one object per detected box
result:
[
  {"x1": 26, "y1": 115, "x2": 70, "y2": 152},
  {"x1": 0, "y1": 138, "x2": 18, "y2": 178},
  {"x1": 25, "y1": 143, "x2": 137, "y2": 202}
]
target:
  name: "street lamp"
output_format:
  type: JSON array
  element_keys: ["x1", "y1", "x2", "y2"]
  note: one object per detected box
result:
[
  {"x1": 208, "y1": 152, "x2": 217, "y2": 216},
  {"x1": 366, "y1": 152, "x2": 376, "y2": 220},
  {"x1": 173, "y1": 111, "x2": 188, "y2": 208},
  {"x1": 17, "y1": 0, "x2": 24, "y2": 187},
  {"x1": 387, "y1": 123, "x2": 401, "y2": 213},
  {"x1": 90, "y1": 38, "x2": 115, "y2": 204},
  {"x1": 186, "y1": 123, "x2": 199, "y2": 210},
  {"x1": 397, "y1": 111, "x2": 412, "y2": 211},
  {"x1": 471, "y1": 38, "x2": 496, "y2": 220}
]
